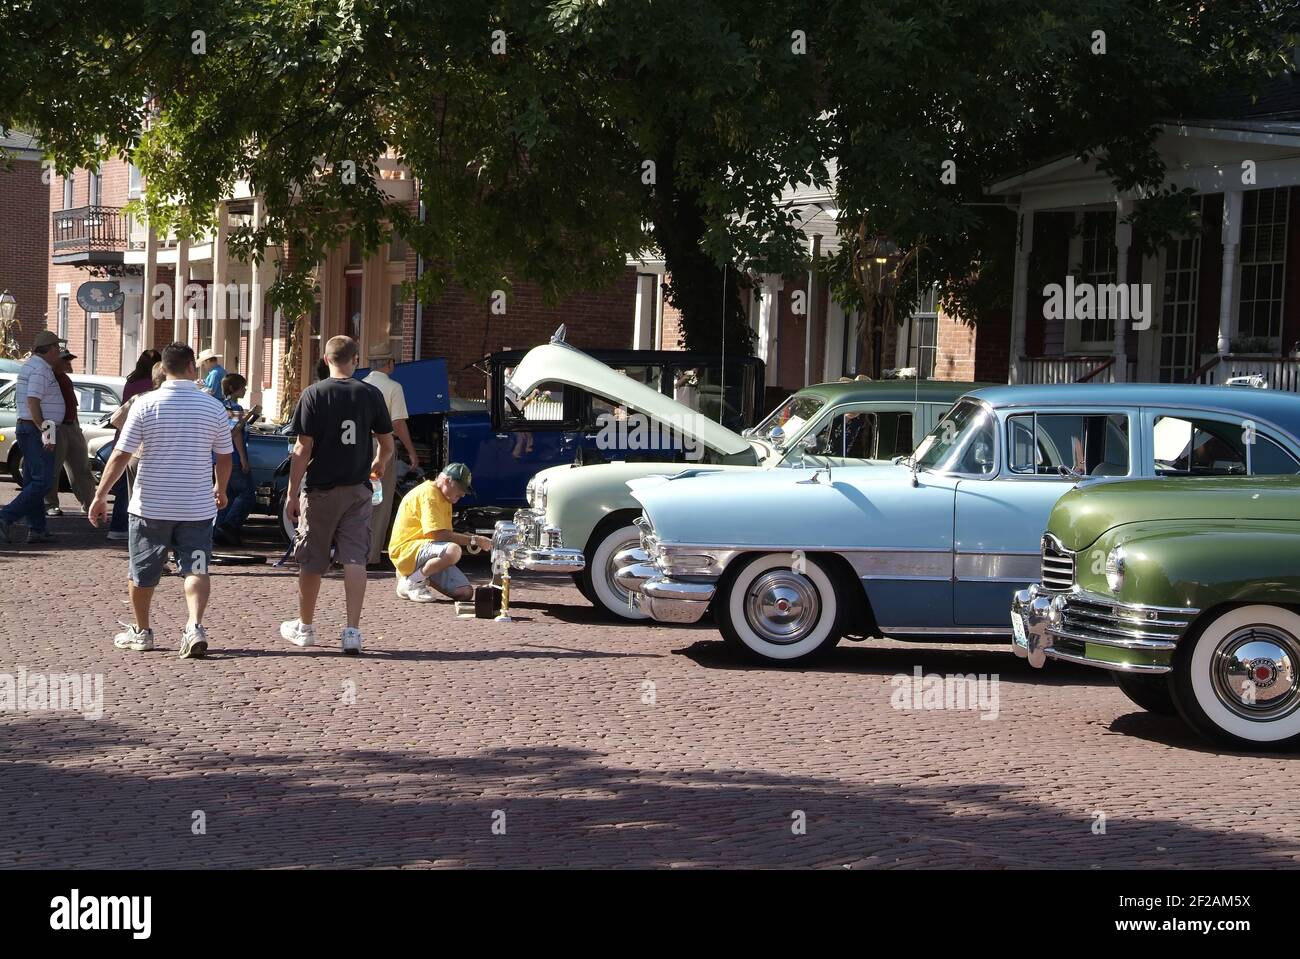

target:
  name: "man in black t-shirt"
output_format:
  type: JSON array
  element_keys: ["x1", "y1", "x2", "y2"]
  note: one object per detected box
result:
[{"x1": 280, "y1": 335, "x2": 394, "y2": 654}]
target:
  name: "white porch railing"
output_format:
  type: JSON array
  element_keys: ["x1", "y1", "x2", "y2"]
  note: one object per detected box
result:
[
  {"x1": 1016, "y1": 355, "x2": 1136, "y2": 384},
  {"x1": 1192, "y1": 354, "x2": 1300, "y2": 392}
]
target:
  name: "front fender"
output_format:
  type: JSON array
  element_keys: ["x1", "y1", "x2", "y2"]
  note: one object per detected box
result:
[{"x1": 1087, "y1": 520, "x2": 1300, "y2": 611}]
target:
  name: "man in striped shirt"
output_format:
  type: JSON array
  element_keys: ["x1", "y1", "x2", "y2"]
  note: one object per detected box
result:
[
  {"x1": 89, "y1": 342, "x2": 233, "y2": 659},
  {"x1": 0, "y1": 330, "x2": 67, "y2": 544}
]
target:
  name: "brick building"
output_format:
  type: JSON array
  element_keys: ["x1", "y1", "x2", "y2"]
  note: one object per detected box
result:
[{"x1": 0, "y1": 130, "x2": 50, "y2": 354}]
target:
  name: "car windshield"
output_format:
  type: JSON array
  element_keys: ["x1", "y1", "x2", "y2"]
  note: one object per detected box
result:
[
  {"x1": 911, "y1": 400, "x2": 996, "y2": 474},
  {"x1": 751, "y1": 393, "x2": 826, "y2": 440}
]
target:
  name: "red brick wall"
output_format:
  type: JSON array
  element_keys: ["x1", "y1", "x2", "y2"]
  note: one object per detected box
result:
[
  {"x1": 659, "y1": 285, "x2": 684, "y2": 350},
  {"x1": 418, "y1": 268, "x2": 639, "y2": 396},
  {"x1": 47, "y1": 159, "x2": 133, "y2": 375},
  {"x1": 0, "y1": 154, "x2": 50, "y2": 353},
  {"x1": 933, "y1": 311, "x2": 976, "y2": 382}
]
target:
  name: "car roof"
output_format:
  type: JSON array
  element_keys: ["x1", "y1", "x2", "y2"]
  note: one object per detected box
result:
[
  {"x1": 966, "y1": 382, "x2": 1300, "y2": 436},
  {"x1": 798, "y1": 379, "x2": 992, "y2": 404}
]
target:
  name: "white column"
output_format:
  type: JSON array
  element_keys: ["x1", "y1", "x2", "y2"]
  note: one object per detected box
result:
[
  {"x1": 1219, "y1": 190, "x2": 1243, "y2": 356},
  {"x1": 247, "y1": 197, "x2": 266, "y2": 406},
  {"x1": 212, "y1": 201, "x2": 230, "y2": 361},
  {"x1": 1113, "y1": 198, "x2": 1133, "y2": 382},
  {"x1": 757, "y1": 274, "x2": 783, "y2": 387},
  {"x1": 142, "y1": 226, "x2": 158, "y2": 350},
  {"x1": 822, "y1": 300, "x2": 846, "y2": 381},
  {"x1": 1008, "y1": 209, "x2": 1034, "y2": 383},
  {"x1": 632, "y1": 273, "x2": 655, "y2": 349},
  {"x1": 173, "y1": 234, "x2": 190, "y2": 345},
  {"x1": 804, "y1": 234, "x2": 822, "y2": 387}
]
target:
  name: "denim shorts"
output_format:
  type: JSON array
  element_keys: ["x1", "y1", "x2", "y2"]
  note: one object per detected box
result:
[
  {"x1": 414, "y1": 541, "x2": 471, "y2": 596},
  {"x1": 128, "y1": 515, "x2": 213, "y2": 587}
]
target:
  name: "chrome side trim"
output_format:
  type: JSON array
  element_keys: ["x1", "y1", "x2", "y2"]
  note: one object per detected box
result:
[{"x1": 953, "y1": 552, "x2": 1039, "y2": 581}]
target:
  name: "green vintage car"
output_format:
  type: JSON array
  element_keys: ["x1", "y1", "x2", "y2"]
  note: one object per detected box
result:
[{"x1": 1013, "y1": 474, "x2": 1300, "y2": 749}]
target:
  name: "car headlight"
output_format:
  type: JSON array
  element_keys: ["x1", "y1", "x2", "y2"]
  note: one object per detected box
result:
[
  {"x1": 1105, "y1": 547, "x2": 1126, "y2": 593},
  {"x1": 535, "y1": 478, "x2": 548, "y2": 511},
  {"x1": 525, "y1": 477, "x2": 537, "y2": 507}
]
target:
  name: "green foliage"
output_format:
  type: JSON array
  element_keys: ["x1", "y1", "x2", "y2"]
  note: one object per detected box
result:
[{"x1": 1, "y1": 0, "x2": 1295, "y2": 354}]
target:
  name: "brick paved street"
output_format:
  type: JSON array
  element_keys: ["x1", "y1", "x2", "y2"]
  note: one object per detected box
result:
[{"x1": 3, "y1": 490, "x2": 1299, "y2": 869}]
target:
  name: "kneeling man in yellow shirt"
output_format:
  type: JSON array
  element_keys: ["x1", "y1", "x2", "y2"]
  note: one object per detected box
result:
[{"x1": 388, "y1": 463, "x2": 490, "y2": 602}]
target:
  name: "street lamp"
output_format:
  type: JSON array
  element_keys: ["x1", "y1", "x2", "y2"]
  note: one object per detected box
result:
[{"x1": 0, "y1": 290, "x2": 17, "y2": 359}]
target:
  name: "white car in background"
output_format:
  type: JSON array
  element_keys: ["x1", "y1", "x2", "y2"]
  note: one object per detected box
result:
[{"x1": 0, "y1": 373, "x2": 125, "y2": 485}]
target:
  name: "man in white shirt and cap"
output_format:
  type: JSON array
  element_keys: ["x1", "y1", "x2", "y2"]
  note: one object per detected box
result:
[
  {"x1": 0, "y1": 330, "x2": 67, "y2": 544},
  {"x1": 363, "y1": 342, "x2": 419, "y2": 565}
]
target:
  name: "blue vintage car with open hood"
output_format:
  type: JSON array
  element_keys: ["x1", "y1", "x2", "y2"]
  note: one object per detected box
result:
[{"x1": 619, "y1": 384, "x2": 1300, "y2": 664}]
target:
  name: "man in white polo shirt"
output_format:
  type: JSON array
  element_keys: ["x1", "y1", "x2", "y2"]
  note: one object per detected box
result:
[
  {"x1": 88, "y1": 342, "x2": 233, "y2": 659},
  {"x1": 0, "y1": 329, "x2": 67, "y2": 545},
  {"x1": 362, "y1": 343, "x2": 418, "y2": 565}
]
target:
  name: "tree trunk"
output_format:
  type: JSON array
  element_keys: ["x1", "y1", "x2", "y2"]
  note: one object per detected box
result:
[{"x1": 649, "y1": 142, "x2": 753, "y2": 355}]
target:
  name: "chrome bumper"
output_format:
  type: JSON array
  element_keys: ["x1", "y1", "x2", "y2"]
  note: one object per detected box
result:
[
  {"x1": 1011, "y1": 584, "x2": 1197, "y2": 674},
  {"x1": 492, "y1": 516, "x2": 585, "y2": 575},
  {"x1": 614, "y1": 561, "x2": 715, "y2": 624}
]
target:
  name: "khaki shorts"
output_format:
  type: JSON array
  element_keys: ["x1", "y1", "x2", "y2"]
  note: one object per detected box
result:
[{"x1": 294, "y1": 484, "x2": 373, "y2": 573}]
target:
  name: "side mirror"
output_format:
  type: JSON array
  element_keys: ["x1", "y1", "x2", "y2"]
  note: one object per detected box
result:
[{"x1": 768, "y1": 425, "x2": 786, "y2": 450}]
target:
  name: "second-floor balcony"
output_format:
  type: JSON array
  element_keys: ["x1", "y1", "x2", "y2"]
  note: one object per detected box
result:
[{"x1": 52, "y1": 205, "x2": 134, "y2": 266}]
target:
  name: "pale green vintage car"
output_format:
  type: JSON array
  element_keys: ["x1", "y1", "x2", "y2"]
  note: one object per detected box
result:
[{"x1": 494, "y1": 341, "x2": 977, "y2": 619}]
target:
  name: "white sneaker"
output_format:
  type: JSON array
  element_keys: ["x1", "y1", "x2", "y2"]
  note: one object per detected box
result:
[
  {"x1": 340, "y1": 626, "x2": 363, "y2": 655},
  {"x1": 114, "y1": 624, "x2": 154, "y2": 652},
  {"x1": 397, "y1": 576, "x2": 437, "y2": 603},
  {"x1": 280, "y1": 619, "x2": 316, "y2": 647}
]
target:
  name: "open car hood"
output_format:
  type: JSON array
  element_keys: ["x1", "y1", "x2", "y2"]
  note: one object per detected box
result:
[{"x1": 506, "y1": 341, "x2": 751, "y2": 457}]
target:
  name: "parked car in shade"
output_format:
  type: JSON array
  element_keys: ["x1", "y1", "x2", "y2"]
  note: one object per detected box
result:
[
  {"x1": 0, "y1": 373, "x2": 124, "y2": 487},
  {"x1": 495, "y1": 344, "x2": 979, "y2": 619},
  {"x1": 620, "y1": 384, "x2": 1300, "y2": 665},
  {"x1": 1013, "y1": 474, "x2": 1300, "y2": 750}
]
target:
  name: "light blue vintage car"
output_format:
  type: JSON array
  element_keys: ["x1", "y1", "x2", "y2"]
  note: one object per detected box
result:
[{"x1": 619, "y1": 384, "x2": 1300, "y2": 664}]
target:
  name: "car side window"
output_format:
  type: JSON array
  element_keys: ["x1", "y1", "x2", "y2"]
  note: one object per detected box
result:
[
  {"x1": 501, "y1": 373, "x2": 568, "y2": 428},
  {"x1": 0, "y1": 386, "x2": 14, "y2": 411},
  {"x1": 1008, "y1": 413, "x2": 1130, "y2": 477},
  {"x1": 1247, "y1": 433, "x2": 1300, "y2": 475},
  {"x1": 1152, "y1": 416, "x2": 1250, "y2": 476},
  {"x1": 95, "y1": 386, "x2": 120, "y2": 413}
]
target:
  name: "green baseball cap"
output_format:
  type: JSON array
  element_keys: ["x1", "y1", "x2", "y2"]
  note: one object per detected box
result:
[{"x1": 441, "y1": 462, "x2": 474, "y2": 494}]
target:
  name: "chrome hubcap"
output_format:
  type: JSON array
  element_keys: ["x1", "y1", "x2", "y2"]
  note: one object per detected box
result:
[
  {"x1": 604, "y1": 534, "x2": 642, "y2": 601},
  {"x1": 745, "y1": 570, "x2": 819, "y2": 644},
  {"x1": 1210, "y1": 626, "x2": 1300, "y2": 721}
]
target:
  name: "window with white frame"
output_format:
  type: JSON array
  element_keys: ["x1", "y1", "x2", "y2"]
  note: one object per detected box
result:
[
  {"x1": 62, "y1": 173, "x2": 75, "y2": 210},
  {"x1": 1076, "y1": 210, "x2": 1117, "y2": 346},
  {"x1": 128, "y1": 163, "x2": 143, "y2": 197},
  {"x1": 56, "y1": 295, "x2": 69, "y2": 341},
  {"x1": 1158, "y1": 197, "x2": 1202, "y2": 383},
  {"x1": 1237, "y1": 187, "x2": 1289, "y2": 346},
  {"x1": 904, "y1": 283, "x2": 939, "y2": 378},
  {"x1": 89, "y1": 166, "x2": 102, "y2": 207}
]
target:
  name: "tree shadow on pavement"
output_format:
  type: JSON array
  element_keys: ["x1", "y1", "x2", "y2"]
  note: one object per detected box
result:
[{"x1": 3, "y1": 717, "x2": 1297, "y2": 870}]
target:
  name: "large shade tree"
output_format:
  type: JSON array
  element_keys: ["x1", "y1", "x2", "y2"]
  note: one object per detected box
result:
[
  {"x1": 0, "y1": 0, "x2": 1294, "y2": 363},
  {"x1": 0, "y1": 0, "x2": 826, "y2": 354}
]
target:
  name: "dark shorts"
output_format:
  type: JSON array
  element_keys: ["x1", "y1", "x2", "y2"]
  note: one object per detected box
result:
[
  {"x1": 128, "y1": 515, "x2": 213, "y2": 587},
  {"x1": 294, "y1": 484, "x2": 373, "y2": 574}
]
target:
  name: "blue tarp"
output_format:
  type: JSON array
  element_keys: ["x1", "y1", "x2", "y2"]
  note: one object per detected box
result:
[{"x1": 353, "y1": 358, "x2": 450, "y2": 416}]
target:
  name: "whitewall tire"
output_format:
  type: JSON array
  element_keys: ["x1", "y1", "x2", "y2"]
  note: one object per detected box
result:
[
  {"x1": 1171, "y1": 605, "x2": 1300, "y2": 749},
  {"x1": 718, "y1": 552, "x2": 843, "y2": 664},
  {"x1": 584, "y1": 522, "x2": 650, "y2": 621}
]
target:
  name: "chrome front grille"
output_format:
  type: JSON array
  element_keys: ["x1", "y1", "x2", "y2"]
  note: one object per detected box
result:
[
  {"x1": 1054, "y1": 591, "x2": 1199, "y2": 650},
  {"x1": 1040, "y1": 535, "x2": 1075, "y2": 591}
]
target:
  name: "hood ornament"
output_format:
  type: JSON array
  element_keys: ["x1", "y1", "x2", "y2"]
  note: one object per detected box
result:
[{"x1": 551, "y1": 324, "x2": 568, "y2": 344}]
